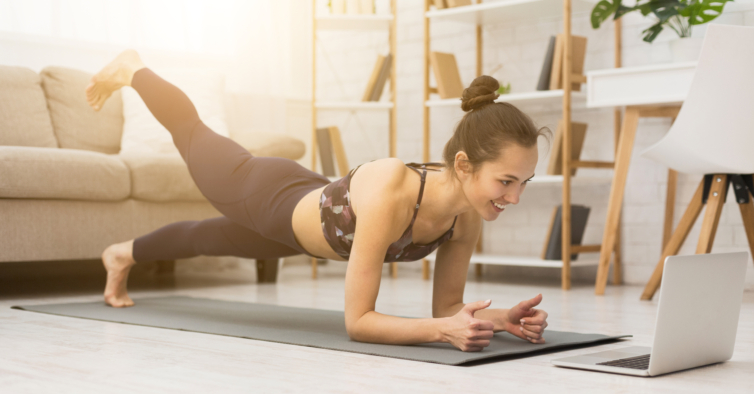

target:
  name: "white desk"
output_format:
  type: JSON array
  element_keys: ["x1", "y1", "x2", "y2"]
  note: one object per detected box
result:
[
  {"x1": 585, "y1": 62, "x2": 696, "y2": 294},
  {"x1": 587, "y1": 62, "x2": 696, "y2": 108}
]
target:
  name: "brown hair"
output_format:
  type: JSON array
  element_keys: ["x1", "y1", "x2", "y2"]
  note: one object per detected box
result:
[{"x1": 442, "y1": 75, "x2": 550, "y2": 176}]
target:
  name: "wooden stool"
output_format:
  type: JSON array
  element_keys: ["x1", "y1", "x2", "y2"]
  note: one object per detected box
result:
[{"x1": 641, "y1": 174, "x2": 754, "y2": 300}]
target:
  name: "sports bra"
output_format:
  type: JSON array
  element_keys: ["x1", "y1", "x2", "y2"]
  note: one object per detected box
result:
[{"x1": 319, "y1": 162, "x2": 458, "y2": 262}]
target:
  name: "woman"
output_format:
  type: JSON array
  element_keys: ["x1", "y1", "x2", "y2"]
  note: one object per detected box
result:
[{"x1": 87, "y1": 50, "x2": 550, "y2": 352}]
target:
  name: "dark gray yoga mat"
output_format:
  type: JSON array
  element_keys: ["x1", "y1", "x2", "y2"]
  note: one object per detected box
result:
[{"x1": 13, "y1": 296, "x2": 630, "y2": 365}]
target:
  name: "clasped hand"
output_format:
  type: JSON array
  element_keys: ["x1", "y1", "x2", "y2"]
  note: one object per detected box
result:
[{"x1": 442, "y1": 294, "x2": 548, "y2": 352}]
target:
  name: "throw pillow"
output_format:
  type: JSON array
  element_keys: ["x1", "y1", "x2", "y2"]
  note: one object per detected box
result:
[
  {"x1": 41, "y1": 66, "x2": 124, "y2": 154},
  {"x1": 0, "y1": 66, "x2": 58, "y2": 148}
]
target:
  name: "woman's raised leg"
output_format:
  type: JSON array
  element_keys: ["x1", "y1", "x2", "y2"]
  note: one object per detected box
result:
[
  {"x1": 87, "y1": 50, "x2": 320, "y2": 307},
  {"x1": 87, "y1": 50, "x2": 287, "y2": 228}
]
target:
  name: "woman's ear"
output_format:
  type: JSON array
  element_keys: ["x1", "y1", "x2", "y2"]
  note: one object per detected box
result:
[{"x1": 454, "y1": 151, "x2": 471, "y2": 178}]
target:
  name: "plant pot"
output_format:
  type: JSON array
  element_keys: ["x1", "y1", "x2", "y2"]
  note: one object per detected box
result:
[{"x1": 670, "y1": 37, "x2": 704, "y2": 63}]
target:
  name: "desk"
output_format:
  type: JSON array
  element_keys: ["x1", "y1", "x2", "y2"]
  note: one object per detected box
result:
[{"x1": 586, "y1": 62, "x2": 697, "y2": 295}]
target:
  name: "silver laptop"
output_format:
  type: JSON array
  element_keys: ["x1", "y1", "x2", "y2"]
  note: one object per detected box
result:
[{"x1": 552, "y1": 252, "x2": 748, "y2": 377}]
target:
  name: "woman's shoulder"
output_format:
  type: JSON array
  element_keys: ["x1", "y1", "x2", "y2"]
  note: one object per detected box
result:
[
  {"x1": 354, "y1": 158, "x2": 410, "y2": 186},
  {"x1": 349, "y1": 158, "x2": 415, "y2": 215}
]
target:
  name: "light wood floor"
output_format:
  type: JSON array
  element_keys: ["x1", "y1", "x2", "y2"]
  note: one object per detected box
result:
[{"x1": 1, "y1": 261, "x2": 752, "y2": 393}]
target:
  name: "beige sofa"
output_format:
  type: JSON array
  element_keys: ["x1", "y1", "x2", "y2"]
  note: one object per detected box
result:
[{"x1": 0, "y1": 65, "x2": 305, "y2": 269}]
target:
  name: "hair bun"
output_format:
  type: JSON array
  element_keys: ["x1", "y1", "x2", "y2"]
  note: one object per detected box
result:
[{"x1": 461, "y1": 75, "x2": 500, "y2": 112}]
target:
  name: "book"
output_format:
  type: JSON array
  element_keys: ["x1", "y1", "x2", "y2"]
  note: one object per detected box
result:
[
  {"x1": 327, "y1": 126, "x2": 349, "y2": 177},
  {"x1": 362, "y1": 55, "x2": 387, "y2": 101},
  {"x1": 446, "y1": 0, "x2": 472, "y2": 7},
  {"x1": 536, "y1": 36, "x2": 556, "y2": 91},
  {"x1": 331, "y1": 0, "x2": 346, "y2": 14},
  {"x1": 362, "y1": 53, "x2": 392, "y2": 101},
  {"x1": 546, "y1": 120, "x2": 588, "y2": 176},
  {"x1": 317, "y1": 126, "x2": 350, "y2": 177},
  {"x1": 432, "y1": 0, "x2": 448, "y2": 9},
  {"x1": 316, "y1": 127, "x2": 336, "y2": 177},
  {"x1": 541, "y1": 205, "x2": 591, "y2": 261},
  {"x1": 370, "y1": 53, "x2": 392, "y2": 101},
  {"x1": 359, "y1": 0, "x2": 374, "y2": 14},
  {"x1": 429, "y1": 51, "x2": 464, "y2": 99},
  {"x1": 549, "y1": 34, "x2": 588, "y2": 91}
]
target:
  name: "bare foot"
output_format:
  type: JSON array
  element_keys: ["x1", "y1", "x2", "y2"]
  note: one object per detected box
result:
[
  {"x1": 85, "y1": 49, "x2": 146, "y2": 111},
  {"x1": 102, "y1": 240, "x2": 137, "y2": 308}
]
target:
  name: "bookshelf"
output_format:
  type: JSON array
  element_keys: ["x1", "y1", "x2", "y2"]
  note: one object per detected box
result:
[
  {"x1": 310, "y1": 0, "x2": 398, "y2": 279},
  {"x1": 422, "y1": 0, "x2": 624, "y2": 289}
]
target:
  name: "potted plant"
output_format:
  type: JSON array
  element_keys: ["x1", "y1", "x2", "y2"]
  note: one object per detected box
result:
[{"x1": 590, "y1": 0, "x2": 734, "y2": 61}]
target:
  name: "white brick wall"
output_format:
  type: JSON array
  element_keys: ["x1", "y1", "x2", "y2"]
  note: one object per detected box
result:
[{"x1": 307, "y1": 0, "x2": 754, "y2": 288}]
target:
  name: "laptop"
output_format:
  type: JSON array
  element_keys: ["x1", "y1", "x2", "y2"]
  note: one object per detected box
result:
[{"x1": 552, "y1": 252, "x2": 748, "y2": 377}]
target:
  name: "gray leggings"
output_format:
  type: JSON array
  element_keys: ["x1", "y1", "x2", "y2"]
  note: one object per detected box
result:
[{"x1": 131, "y1": 69, "x2": 329, "y2": 263}]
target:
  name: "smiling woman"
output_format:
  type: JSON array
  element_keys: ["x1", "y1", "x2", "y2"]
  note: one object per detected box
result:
[
  {"x1": 88, "y1": 50, "x2": 550, "y2": 352},
  {"x1": 440, "y1": 75, "x2": 548, "y2": 221}
]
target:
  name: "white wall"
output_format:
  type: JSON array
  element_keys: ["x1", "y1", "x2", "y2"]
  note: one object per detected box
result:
[{"x1": 311, "y1": 0, "x2": 754, "y2": 288}]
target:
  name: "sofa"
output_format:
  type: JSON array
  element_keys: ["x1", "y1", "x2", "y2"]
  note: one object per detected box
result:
[{"x1": 0, "y1": 65, "x2": 305, "y2": 278}]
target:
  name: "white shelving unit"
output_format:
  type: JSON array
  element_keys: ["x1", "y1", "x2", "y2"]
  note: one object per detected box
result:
[
  {"x1": 425, "y1": 0, "x2": 596, "y2": 24},
  {"x1": 310, "y1": 1, "x2": 398, "y2": 279},
  {"x1": 422, "y1": 0, "x2": 622, "y2": 288}
]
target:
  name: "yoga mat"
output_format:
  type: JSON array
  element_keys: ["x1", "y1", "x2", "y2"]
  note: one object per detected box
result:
[{"x1": 13, "y1": 296, "x2": 630, "y2": 365}]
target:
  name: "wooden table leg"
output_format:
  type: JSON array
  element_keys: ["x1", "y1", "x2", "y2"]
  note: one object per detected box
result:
[
  {"x1": 738, "y1": 197, "x2": 754, "y2": 267},
  {"x1": 422, "y1": 259, "x2": 430, "y2": 280},
  {"x1": 390, "y1": 262, "x2": 397, "y2": 278},
  {"x1": 663, "y1": 169, "x2": 678, "y2": 248},
  {"x1": 311, "y1": 257, "x2": 318, "y2": 279},
  {"x1": 595, "y1": 107, "x2": 640, "y2": 295},
  {"x1": 696, "y1": 174, "x2": 728, "y2": 254},
  {"x1": 612, "y1": 224, "x2": 622, "y2": 285},
  {"x1": 641, "y1": 179, "x2": 705, "y2": 300}
]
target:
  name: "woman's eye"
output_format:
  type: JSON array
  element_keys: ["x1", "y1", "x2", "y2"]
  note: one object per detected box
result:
[{"x1": 500, "y1": 180, "x2": 511, "y2": 186}]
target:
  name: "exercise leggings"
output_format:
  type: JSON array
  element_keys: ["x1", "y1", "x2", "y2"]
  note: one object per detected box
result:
[{"x1": 130, "y1": 69, "x2": 330, "y2": 263}]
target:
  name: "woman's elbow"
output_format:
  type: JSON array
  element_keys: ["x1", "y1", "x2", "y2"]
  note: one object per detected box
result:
[{"x1": 345, "y1": 318, "x2": 364, "y2": 341}]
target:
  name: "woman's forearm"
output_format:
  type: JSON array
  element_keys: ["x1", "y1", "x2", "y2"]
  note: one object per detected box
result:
[{"x1": 347, "y1": 311, "x2": 446, "y2": 345}]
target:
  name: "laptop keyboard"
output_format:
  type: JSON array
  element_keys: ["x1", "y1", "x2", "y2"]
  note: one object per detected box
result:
[{"x1": 597, "y1": 354, "x2": 651, "y2": 370}]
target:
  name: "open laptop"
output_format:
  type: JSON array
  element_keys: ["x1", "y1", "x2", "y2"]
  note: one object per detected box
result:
[{"x1": 552, "y1": 252, "x2": 748, "y2": 377}]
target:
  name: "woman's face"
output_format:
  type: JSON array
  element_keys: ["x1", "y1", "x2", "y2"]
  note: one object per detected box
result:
[{"x1": 456, "y1": 144, "x2": 538, "y2": 221}]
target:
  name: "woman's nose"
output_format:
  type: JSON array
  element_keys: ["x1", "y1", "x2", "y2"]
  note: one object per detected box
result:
[{"x1": 506, "y1": 186, "x2": 523, "y2": 205}]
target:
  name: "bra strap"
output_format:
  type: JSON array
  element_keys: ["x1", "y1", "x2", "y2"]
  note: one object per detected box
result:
[
  {"x1": 409, "y1": 170, "x2": 427, "y2": 225},
  {"x1": 406, "y1": 162, "x2": 444, "y2": 172}
]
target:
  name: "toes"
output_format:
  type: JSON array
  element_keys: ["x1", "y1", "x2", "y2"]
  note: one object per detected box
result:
[{"x1": 94, "y1": 93, "x2": 111, "y2": 111}]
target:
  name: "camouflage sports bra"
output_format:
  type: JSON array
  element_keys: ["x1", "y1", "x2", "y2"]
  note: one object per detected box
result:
[{"x1": 319, "y1": 162, "x2": 458, "y2": 262}]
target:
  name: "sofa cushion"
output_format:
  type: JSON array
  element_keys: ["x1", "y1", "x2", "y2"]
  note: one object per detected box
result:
[
  {"x1": 40, "y1": 66, "x2": 123, "y2": 154},
  {"x1": 0, "y1": 66, "x2": 58, "y2": 148},
  {"x1": 119, "y1": 153, "x2": 205, "y2": 202},
  {"x1": 0, "y1": 146, "x2": 130, "y2": 201},
  {"x1": 232, "y1": 131, "x2": 306, "y2": 160}
]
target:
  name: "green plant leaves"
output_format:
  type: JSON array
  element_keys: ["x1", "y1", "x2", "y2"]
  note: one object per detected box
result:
[
  {"x1": 642, "y1": 21, "x2": 665, "y2": 42},
  {"x1": 648, "y1": 0, "x2": 684, "y2": 21},
  {"x1": 685, "y1": 0, "x2": 731, "y2": 25},
  {"x1": 590, "y1": 0, "x2": 734, "y2": 43},
  {"x1": 591, "y1": 0, "x2": 620, "y2": 29}
]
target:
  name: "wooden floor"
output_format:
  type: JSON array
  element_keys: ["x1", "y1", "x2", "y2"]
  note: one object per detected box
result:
[{"x1": 1, "y1": 262, "x2": 752, "y2": 393}]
